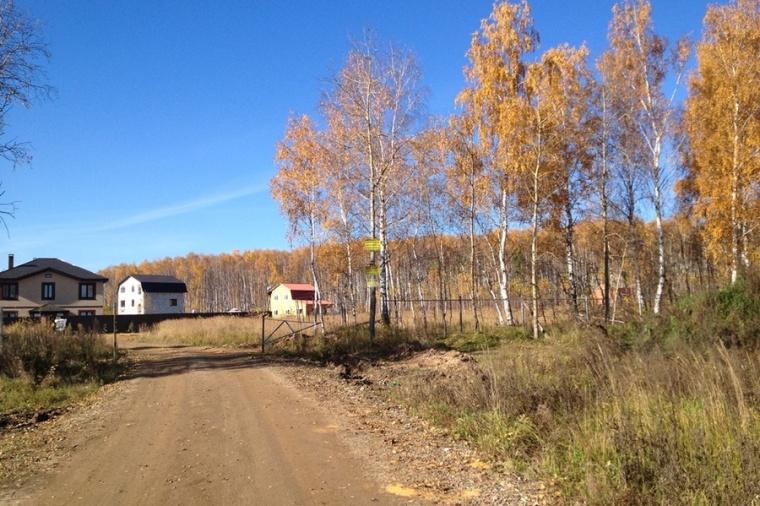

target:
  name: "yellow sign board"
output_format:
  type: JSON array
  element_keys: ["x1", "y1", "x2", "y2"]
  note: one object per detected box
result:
[
  {"x1": 365, "y1": 265, "x2": 380, "y2": 276},
  {"x1": 364, "y1": 238, "x2": 381, "y2": 251}
]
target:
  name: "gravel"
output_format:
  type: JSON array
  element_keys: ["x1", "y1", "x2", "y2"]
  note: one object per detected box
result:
[{"x1": 1, "y1": 348, "x2": 554, "y2": 505}]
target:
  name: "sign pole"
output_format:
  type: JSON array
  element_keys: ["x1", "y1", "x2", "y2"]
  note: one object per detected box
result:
[{"x1": 113, "y1": 300, "x2": 118, "y2": 361}]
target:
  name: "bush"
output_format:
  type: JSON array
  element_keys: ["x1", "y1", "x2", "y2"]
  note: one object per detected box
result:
[
  {"x1": 661, "y1": 276, "x2": 760, "y2": 349},
  {"x1": 0, "y1": 321, "x2": 115, "y2": 385}
]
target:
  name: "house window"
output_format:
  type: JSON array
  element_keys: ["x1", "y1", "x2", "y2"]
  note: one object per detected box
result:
[
  {"x1": 170, "y1": 298, "x2": 178, "y2": 306},
  {"x1": 285, "y1": 295, "x2": 289, "y2": 300},
  {"x1": 138, "y1": 287, "x2": 142, "y2": 294},
  {"x1": 120, "y1": 300, "x2": 125, "y2": 308},
  {"x1": 79, "y1": 283, "x2": 96, "y2": 300},
  {"x1": 78, "y1": 310, "x2": 95, "y2": 316},
  {"x1": 3, "y1": 311, "x2": 17, "y2": 318},
  {"x1": 131, "y1": 286, "x2": 135, "y2": 292},
  {"x1": 120, "y1": 286, "x2": 125, "y2": 293},
  {"x1": 274, "y1": 295, "x2": 278, "y2": 300},
  {"x1": 131, "y1": 300, "x2": 135, "y2": 307},
  {"x1": 1, "y1": 283, "x2": 18, "y2": 300},
  {"x1": 42, "y1": 283, "x2": 55, "y2": 300}
]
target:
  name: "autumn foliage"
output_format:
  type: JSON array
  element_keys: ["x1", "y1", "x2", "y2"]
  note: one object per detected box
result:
[{"x1": 102, "y1": 1, "x2": 756, "y2": 333}]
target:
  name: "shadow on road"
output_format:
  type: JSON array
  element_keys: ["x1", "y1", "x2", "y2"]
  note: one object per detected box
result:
[{"x1": 121, "y1": 342, "x2": 324, "y2": 380}]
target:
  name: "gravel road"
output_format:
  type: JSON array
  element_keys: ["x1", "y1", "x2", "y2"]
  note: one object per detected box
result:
[
  {"x1": 2, "y1": 343, "x2": 414, "y2": 505},
  {"x1": 1, "y1": 342, "x2": 548, "y2": 505}
]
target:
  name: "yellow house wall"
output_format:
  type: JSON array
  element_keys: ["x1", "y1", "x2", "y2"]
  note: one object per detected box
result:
[{"x1": 269, "y1": 284, "x2": 298, "y2": 317}]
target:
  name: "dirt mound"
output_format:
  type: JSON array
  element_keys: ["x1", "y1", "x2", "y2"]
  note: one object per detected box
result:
[
  {"x1": 404, "y1": 349, "x2": 476, "y2": 371},
  {"x1": 334, "y1": 348, "x2": 481, "y2": 389}
]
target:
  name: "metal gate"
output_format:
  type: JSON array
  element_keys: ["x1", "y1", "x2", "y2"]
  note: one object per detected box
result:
[{"x1": 260, "y1": 316, "x2": 320, "y2": 352}]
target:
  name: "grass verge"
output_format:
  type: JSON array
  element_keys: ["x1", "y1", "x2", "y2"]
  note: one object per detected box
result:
[
  {"x1": 388, "y1": 280, "x2": 760, "y2": 504},
  {"x1": 0, "y1": 322, "x2": 124, "y2": 415}
]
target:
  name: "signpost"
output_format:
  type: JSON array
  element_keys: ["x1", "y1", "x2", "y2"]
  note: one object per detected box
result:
[
  {"x1": 364, "y1": 239, "x2": 381, "y2": 288},
  {"x1": 365, "y1": 237, "x2": 381, "y2": 340}
]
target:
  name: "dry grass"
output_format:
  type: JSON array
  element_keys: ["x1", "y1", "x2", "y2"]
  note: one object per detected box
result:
[
  {"x1": 0, "y1": 322, "x2": 123, "y2": 414},
  {"x1": 140, "y1": 315, "x2": 331, "y2": 348},
  {"x1": 394, "y1": 324, "x2": 760, "y2": 504}
]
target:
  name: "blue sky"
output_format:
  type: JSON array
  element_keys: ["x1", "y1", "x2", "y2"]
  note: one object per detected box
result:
[{"x1": 2, "y1": 0, "x2": 711, "y2": 272}]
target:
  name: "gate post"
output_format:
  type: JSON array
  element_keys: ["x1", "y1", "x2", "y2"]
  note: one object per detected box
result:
[
  {"x1": 112, "y1": 301, "x2": 118, "y2": 361},
  {"x1": 459, "y1": 296, "x2": 463, "y2": 333},
  {"x1": 585, "y1": 295, "x2": 589, "y2": 321},
  {"x1": 261, "y1": 314, "x2": 266, "y2": 353}
]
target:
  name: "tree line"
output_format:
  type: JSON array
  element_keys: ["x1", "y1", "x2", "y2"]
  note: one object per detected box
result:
[
  {"x1": 101, "y1": 0, "x2": 758, "y2": 337},
  {"x1": 270, "y1": 0, "x2": 759, "y2": 338}
]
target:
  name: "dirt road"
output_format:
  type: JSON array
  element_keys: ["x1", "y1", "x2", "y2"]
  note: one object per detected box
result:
[{"x1": 6, "y1": 344, "x2": 416, "y2": 505}]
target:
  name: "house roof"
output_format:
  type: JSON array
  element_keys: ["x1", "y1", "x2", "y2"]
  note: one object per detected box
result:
[
  {"x1": 281, "y1": 283, "x2": 316, "y2": 291},
  {"x1": 0, "y1": 258, "x2": 108, "y2": 282},
  {"x1": 268, "y1": 283, "x2": 333, "y2": 305},
  {"x1": 268, "y1": 283, "x2": 315, "y2": 294},
  {"x1": 32, "y1": 303, "x2": 70, "y2": 314},
  {"x1": 119, "y1": 274, "x2": 187, "y2": 293}
]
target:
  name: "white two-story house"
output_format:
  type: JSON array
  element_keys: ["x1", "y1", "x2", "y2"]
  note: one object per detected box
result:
[{"x1": 117, "y1": 275, "x2": 187, "y2": 315}]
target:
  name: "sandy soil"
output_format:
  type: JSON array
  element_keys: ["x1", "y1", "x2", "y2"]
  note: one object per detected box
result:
[
  {"x1": 1, "y1": 342, "x2": 549, "y2": 505},
  {"x1": 1, "y1": 343, "x2": 413, "y2": 505}
]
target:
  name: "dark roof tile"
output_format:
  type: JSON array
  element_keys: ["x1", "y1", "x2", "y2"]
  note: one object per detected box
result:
[
  {"x1": 118, "y1": 274, "x2": 187, "y2": 293},
  {"x1": 0, "y1": 258, "x2": 108, "y2": 282}
]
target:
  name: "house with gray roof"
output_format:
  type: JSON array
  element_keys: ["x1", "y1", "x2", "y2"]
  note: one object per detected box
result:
[
  {"x1": 117, "y1": 274, "x2": 187, "y2": 315},
  {"x1": 0, "y1": 255, "x2": 108, "y2": 318}
]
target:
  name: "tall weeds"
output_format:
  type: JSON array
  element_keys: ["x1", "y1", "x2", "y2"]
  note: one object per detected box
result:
[
  {"x1": 1, "y1": 322, "x2": 121, "y2": 413},
  {"x1": 0, "y1": 322, "x2": 114, "y2": 384},
  {"x1": 394, "y1": 279, "x2": 760, "y2": 504}
]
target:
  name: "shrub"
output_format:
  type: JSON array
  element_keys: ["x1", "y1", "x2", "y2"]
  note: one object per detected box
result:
[{"x1": 0, "y1": 321, "x2": 115, "y2": 385}]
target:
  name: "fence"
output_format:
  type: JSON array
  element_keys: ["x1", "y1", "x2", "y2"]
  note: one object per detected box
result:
[
  {"x1": 357, "y1": 293, "x2": 632, "y2": 334},
  {"x1": 1, "y1": 311, "x2": 254, "y2": 334}
]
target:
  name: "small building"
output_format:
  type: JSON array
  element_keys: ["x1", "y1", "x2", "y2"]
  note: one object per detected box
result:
[
  {"x1": 117, "y1": 275, "x2": 187, "y2": 315},
  {"x1": 268, "y1": 283, "x2": 332, "y2": 319},
  {"x1": 592, "y1": 284, "x2": 633, "y2": 306},
  {"x1": 0, "y1": 255, "x2": 108, "y2": 318}
]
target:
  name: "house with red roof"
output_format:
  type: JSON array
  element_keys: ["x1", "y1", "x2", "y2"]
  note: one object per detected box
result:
[{"x1": 268, "y1": 283, "x2": 331, "y2": 319}]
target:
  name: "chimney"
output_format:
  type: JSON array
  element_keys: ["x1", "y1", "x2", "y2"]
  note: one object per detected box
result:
[{"x1": 8, "y1": 254, "x2": 13, "y2": 270}]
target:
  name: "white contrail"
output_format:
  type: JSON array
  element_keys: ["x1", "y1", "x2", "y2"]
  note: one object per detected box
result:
[{"x1": 93, "y1": 184, "x2": 265, "y2": 232}]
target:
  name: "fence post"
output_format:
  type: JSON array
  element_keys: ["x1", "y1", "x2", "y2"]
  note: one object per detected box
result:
[
  {"x1": 458, "y1": 296, "x2": 463, "y2": 333},
  {"x1": 585, "y1": 295, "x2": 589, "y2": 321},
  {"x1": 261, "y1": 314, "x2": 266, "y2": 353},
  {"x1": 112, "y1": 301, "x2": 118, "y2": 361}
]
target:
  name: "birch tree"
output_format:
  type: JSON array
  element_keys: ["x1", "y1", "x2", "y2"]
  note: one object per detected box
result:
[
  {"x1": 457, "y1": 0, "x2": 538, "y2": 328},
  {"x1": 601, "y1": 0, "x2": 689, "y2": 314},
  {"x1": 684, "y1": 0, "x2": 760, "y2": 284},
  {"x1": 444, "y1": 112, "x2": 491, "y2": 328},
  {"x1": 272, "y1": 114, "x2": 327, "y2": 327},
  {"x1": 540, "y1": 44, "x2": 595, "y2": 317},
  {"x1": 322, "y1": 35, "x2": 425, "y2": 337}
]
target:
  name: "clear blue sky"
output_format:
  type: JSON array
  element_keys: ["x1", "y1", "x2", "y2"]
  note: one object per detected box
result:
[{"x1": 2, "y1": 0, "x2": 710, "y2": 272}]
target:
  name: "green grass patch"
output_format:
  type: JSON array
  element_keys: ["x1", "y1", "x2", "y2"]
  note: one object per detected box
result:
[
  {"x1": 0, "y1": 377, "x2": 102, "y2": 413},
  {"x1": 441, "y1": 324, "x2": 533, "y2": 352}
]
